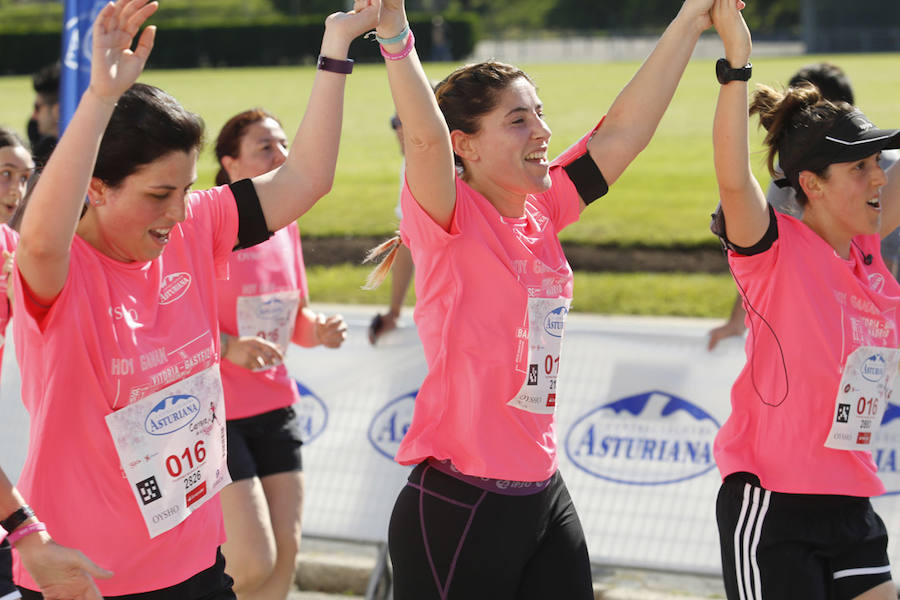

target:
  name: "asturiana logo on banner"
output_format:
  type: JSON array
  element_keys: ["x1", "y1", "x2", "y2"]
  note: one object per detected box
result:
[
  {"x1": 145, "y1": 394, "x2": 201, "y2": 436},
  {"x1": 565, "y1": 390, "x2": 720, "y2": 485},
  {"x1": 543, "y1": 306, "x2": 567, "y2": 338},
  {"x1": 293, "y1": 380, "x2": 328, "y2": 445},
  {"x1": 861, "y1": 353, "x2": 887, "y2": 382},
  {"x1": 368, "y1": 391, "x2": 417, "y2": 460},
  {"x1": 874, "y1": 403, "x2": 900, "y2": 494}
]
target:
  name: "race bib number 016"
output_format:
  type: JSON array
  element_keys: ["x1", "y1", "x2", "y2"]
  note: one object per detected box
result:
[
  {"x1": 825, "y1": 346, "x2": 900, "y2": 451},
  {"x1": 105, "y1": 366, "x2": 231, "y2": 538},
  {"x1": 508, "y1": 297, "x2": 570, "y2": 415}
]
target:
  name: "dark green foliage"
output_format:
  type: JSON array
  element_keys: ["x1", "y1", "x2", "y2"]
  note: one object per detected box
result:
[{"x1": 0, "y1": 12, "x2": 478, "y2": 74}]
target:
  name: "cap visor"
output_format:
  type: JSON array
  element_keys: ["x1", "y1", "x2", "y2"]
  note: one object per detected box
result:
[{"x1": 826, "y1": 128, "x2": 900, "y2": 164}]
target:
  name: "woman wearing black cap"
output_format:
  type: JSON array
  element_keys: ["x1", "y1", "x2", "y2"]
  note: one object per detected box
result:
[{"x1": 710, "y1": 0, "x2": 900, "y2": 598}]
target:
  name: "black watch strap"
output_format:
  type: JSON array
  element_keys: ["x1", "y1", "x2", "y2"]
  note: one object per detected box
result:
[
  {"x1": 317, "y1": 55, "x2": 354, "y2": 74},
  {"x1": 1, "y1": 505, "x2": 34, "y2": 533},
  {"x1": 716, "y1": 58, "x2": 752, "y2": 84}
]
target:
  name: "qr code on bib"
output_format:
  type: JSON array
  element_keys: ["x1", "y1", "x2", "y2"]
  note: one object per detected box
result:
[
  {"x1": 837, "y1": 403, "x2": 851, "y2": 423},
  {"x1": 136, "y1": 476, "x2": 162, "y2": 505}
]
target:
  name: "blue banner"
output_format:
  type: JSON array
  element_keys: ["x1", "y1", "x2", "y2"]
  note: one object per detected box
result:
[{"x1": 60, "y1": 0, "x2": 107, "y2": 133}]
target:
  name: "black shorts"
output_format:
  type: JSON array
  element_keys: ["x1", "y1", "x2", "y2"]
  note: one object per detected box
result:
[
  {"x1": 389, "y1": 461, "x2": 593, "y2": 600},
  {"x1": 19, "y1": 548, "x2": 233, "y2": 600},
  {"x1": 226, "y1": 404, "x2": 303, "y2": 482},
  {"x1": 717, "y1": 473, "x2": 892, "y2": 600},
  {"x1": 0, "y1": 538, "x2": 20, "y2": 600}
]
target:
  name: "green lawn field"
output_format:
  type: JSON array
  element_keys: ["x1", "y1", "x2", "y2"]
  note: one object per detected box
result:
[{"x1": 1, "y1": 51, "x2": 898, "y2": 316}]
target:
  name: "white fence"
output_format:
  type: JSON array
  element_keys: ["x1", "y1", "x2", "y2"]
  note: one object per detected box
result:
[{"x1": 5, "y1": 307, "x2": 900, "y2": 574}]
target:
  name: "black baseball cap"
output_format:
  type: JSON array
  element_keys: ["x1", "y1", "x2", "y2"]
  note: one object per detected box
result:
[{"x1": 774, "y1": 110, "x2": 900, "y2": 188}]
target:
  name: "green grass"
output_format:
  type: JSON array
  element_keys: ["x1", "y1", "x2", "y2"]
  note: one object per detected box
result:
[
  {"x1": 2, "y1": 53, "x2": 899, "y2": 315},
  {"x1": 305, "y1": 265, "x2": 737, "y2": 317},
  {"x1": 3, "y1": 53, "x2": 900, "y2": 245}
]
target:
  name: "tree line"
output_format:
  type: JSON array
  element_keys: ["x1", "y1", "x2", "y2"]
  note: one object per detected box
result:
[{"x1": 271, "y1": 0, "x2": 800, "y2": 35}]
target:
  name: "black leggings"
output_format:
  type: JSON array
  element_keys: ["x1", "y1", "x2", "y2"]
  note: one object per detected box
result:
[{"x1": 388, "y1": 462, "x2": 593, "y2": 600}]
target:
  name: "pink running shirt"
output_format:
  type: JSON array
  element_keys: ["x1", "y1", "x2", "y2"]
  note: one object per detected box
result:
[
  {"x1": 714, "y1": 212, "x2": 900, "y2": 496},
  {"x1": 396, "y1": 146, "x2": 585, "y2": 482},
  {"x1": 216, "y1": 222, "x2": 308, "y2": 420},
  {"x1": 0, "y1": 223, "x2": 18, "y2": 385},
  {"x1": 12, "y1": 186, "x2": 238, "y2": 595}
]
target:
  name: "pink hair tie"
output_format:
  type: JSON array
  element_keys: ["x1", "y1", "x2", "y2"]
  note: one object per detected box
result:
[
  {"x1": 380, "y1": 29, "x2": 415, "y2": 61},
  {"x1": 7, "y1": 522, "x2": 46, "y2": 545}
]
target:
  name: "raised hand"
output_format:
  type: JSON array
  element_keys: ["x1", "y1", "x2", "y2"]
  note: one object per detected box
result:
[
  {"x1": 324, "y1": 0, "x2": 380, "y2": 45},
  {"x1": 678, "y1": 0, "x2": 744, "y2": 35},
  {"x1": 711, "y1": 0, "x2": 751, "y2": 63},
  {"x1": 89, "y1": 0, "x2": 159, "y2": 101}
]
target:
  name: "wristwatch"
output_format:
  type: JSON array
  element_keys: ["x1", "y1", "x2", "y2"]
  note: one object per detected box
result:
[
  {"x1": 317, "y1": 55, "x2": 354, "y2": 75},
  {"x1": 716, "y1": 58, "x2": 752, "y2": 85},
  {"x1": 1, "y1": 505, "x2": 34, "y2": 533}
]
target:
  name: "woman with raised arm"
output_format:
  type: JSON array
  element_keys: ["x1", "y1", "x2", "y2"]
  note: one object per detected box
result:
[
  {"x1": 213, "y1": 108, "x2": 347, "y2": 599},
  {"x1": 10, "y1": 0, "x2": 376, "y2": 597},
  {"x1": 710, "y1": 1, "x2": 900, "y2": 598},
  {"x1": 368, "y1": 0, "x2": 718, "y2": 597}
]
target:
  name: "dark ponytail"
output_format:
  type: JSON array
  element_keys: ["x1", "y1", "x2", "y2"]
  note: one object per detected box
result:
[{"x1": 750, "y1": 82, "x2": 852, "y2": 205}]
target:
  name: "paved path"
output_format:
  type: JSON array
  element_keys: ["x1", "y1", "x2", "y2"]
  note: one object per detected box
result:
[{"x1": 468, "y1": 36, "x2": 803, "y2": 64}]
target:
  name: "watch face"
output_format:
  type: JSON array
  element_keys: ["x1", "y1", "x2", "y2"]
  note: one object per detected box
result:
[
  {"x1": 716, "y1": 59, "x2": 730, "y2": 84},
  {"x1": 716, "y1": 58, "x2": 751, "y2": 84}
]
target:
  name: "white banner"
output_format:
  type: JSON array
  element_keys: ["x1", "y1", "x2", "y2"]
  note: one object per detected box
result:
[{"x1": 5, "y1": 307, "x2": 900, "y2": 574}]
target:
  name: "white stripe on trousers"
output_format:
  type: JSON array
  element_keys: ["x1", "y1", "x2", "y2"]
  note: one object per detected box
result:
[
  {"x1": 733, "y1": 482, "x2": 772, "y2": 600},
  {"x1": 833, "y1": 565, "x2": 892, "y2": 580}
]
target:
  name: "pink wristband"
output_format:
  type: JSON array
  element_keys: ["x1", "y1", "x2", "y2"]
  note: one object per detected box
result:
[
  {"x1": 7, "y1": 522, "x2": 46, "y2": 545},
  {"x1": 380, "y1": 29, "x2": 415, "y2": 61}
]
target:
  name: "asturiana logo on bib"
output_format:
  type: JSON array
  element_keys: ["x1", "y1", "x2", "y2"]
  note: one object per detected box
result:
[
  {"x1": 293, "y1": 379, "x2": 328, "y2": 445},
  {"x1": 368, "y1": 391, "x2": 417, "y2": 460},
  {"x1": 159, "y1": 272, "x2": 192, "y2": 305},
  {"x1": 258, "y1": 297, "x2": 286, "y2": 320},
  {"x1": 145, "y1": 394, "x2": 201, "y2": 436},
  {"x1": 861, "y1": 353, "x2": 887, "y2": 382},
  {"x1": 543, "y1": 306, "x2": 568, "y2": 338},
  {"x1": 565, "y1": 390, "x2": 720, "y2": 485}
]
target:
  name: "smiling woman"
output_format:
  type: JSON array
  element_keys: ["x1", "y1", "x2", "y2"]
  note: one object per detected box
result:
[
  {"x1": 365, "y1": 0, "x2": 726, "y2": 597},
  {"x1": 709, "y1": 1, "x2": 900, "y2": 598},
  {"x1": 9, "y1": 0, "x2": 378, "y2": 598}
]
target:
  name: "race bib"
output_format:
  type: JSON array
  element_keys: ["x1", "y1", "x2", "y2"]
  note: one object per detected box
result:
[
  {"x1": 507, "y1": 297, "x2": 570, "y2": 415},
  {"x1": 825, "y1": 346, "x2": 900, "y2": 451},
  {"x1": 236, "y1": 290, "x2": 301, "y2": 365},
  {"x1": 105, "y1": 366, "x2": 230, "y2": 538}
]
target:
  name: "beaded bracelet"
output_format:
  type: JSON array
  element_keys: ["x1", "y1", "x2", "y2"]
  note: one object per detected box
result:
[
  {"x1": 7, "y1": 522, "x2": 46, "y2": 545},
  {"x1": 380, "y1": 30, "x2": 415, "y2": 62},
  {"x1": 375, "y1": 24, "x2": 410, "y2": 46}
]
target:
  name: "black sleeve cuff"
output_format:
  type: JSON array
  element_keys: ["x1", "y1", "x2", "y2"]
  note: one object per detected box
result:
[
  {"x1": 563, "y1": 152, "x2": 609, "y2": 206},
  {"x1": 230, "y1": 178, "x2": 272, "y2": 250},
  {"x1": 710, "y1": 203, "x2": 778, "y2": 256}
]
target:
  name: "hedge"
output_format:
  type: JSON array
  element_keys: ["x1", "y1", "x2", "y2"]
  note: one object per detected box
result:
[{"x1": 0, "y1": 12, "x2": 479, "y2": 75}]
